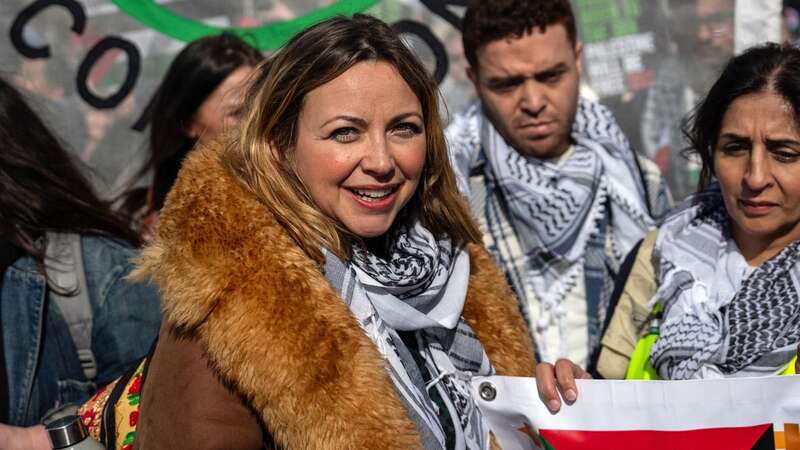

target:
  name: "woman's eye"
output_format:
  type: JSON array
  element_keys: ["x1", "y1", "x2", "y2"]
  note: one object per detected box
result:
[
  {"x1": 720, "y1": 143, "x2": 747, "y2": 155},
  {"x1": 393, "y1": 122, "x2": 422, "y2": 138},
  {"x1": 225, "y1": 107, "x2": 243, "y2": 120},
  {"x1": 330, "y1": 127, "x2": 359, "y2": 143}
]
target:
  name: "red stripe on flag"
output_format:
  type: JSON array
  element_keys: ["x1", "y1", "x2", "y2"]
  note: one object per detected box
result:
[{"x1": 540, "y1": 424, "x2": 771, "y2": 450}]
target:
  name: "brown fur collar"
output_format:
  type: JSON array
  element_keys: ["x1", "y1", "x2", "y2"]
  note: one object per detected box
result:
[{"x1": 135, "y1": 141, "x2": 535, "y2": 449}]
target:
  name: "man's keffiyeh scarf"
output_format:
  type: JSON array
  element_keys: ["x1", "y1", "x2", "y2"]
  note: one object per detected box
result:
[
  {"x1": 323, "y1": 222, "x2": 493, "y2": 450},
  {"x1": 650, "y1": 185, "x2": 800, "y2": 380},
  {"x1": 446, "y1": 98, "x2": 662, "y2": 361}
]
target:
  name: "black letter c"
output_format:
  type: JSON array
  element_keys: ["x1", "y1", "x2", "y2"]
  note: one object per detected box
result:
[{"x1": 10, "y1": 0, "x2": 86, "y2": 59}]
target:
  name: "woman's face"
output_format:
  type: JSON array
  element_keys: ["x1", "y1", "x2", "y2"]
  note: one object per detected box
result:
[
  {"x1": 187, "y1": 65, "x2": 253, "y2": 144},
  {"x1": 291, "y1": 61, "x2": 426, "y2": 238},
  {"x1": 714, "y1": 90, "x2": 800, "y2": 251}
]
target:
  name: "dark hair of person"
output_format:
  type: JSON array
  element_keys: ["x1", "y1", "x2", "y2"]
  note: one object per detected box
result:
[
  {"x1": 0, "y1": 76, "x2": 141, "y2": 260},
  {"x1": 461, "y1": 0, "x2": 577, "y2": 70},
  {"x1": 136, "y1": 33, "x2": 262, "y2": 212},
  {"x1": 223, "y1": 14, "x2": 481, "y2": 262},
  {"x1": 684, "y1": 42, "x2": 800, "y2": 191}
]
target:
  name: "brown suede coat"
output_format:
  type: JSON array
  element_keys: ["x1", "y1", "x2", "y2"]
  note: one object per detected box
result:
[{"x1": 132, "y1": 142, "x2": 536, "y2": 450}]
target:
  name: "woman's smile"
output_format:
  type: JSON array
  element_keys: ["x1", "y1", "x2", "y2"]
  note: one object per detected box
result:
[{"x1": 345, "y1": 184, "x2": 401, "y2": 211}]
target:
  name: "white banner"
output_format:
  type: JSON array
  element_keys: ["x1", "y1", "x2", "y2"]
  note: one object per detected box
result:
[{"x1": 472, "y1": 375, "x2": 800, "y2": 450}]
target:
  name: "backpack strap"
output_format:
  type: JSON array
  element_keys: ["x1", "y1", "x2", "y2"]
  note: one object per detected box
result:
[{"x1": 44, "y1": 233, "x2": 97, "y2": 381}]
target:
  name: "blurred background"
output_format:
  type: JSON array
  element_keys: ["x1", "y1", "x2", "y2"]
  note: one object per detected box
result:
[{"x1": 0, "y1": 0, "x2": 790, "y2": 201}]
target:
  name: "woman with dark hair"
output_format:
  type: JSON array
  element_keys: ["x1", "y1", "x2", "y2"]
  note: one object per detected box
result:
[
  {"x1": 124, "y1": 34, "x2": 262, "y2": 238},
  {"x1": 113, "y1": 14, "x2": 537, "y2": 450},
  {"x1": 537, "y1": 43, "x2": 800, "y2": 409},
  {"x1": 0, "y1": 77, "x2": 160, "y2": 448}
]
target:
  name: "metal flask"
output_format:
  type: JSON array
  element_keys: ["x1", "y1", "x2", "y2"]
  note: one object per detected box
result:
[{"x1": 46, "y1": 415, "x2": 105, "y2": 450}]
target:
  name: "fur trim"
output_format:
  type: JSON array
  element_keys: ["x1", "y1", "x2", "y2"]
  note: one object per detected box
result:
[{"x1": 135, "y1": 141, "x2": 535, "y2": 449}]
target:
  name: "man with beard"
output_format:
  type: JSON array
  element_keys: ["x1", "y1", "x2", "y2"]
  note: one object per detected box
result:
[
  {"x1": 446, "y1": 0, "x2": 671, "y2": 370},
  {"x1": 641, "y1": 0, "x2": 736, "y2": 201}
]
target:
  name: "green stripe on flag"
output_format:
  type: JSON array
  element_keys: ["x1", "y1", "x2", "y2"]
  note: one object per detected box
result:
[
  {"x1": 541, "y1": 434, "x2": 557, "y2": 450},
  {"x1": 110, "y1": 0, "x2": 379, "y2": 50}
]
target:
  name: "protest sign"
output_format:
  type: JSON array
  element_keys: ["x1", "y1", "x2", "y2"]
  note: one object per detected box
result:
[{"x1": 473, "y1": 375, "x2": 800, "y2": 450}]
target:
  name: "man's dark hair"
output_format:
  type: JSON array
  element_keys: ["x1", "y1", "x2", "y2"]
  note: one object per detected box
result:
[{"x1": 462, "y1": 0, "x2": 577, "y2": 70}]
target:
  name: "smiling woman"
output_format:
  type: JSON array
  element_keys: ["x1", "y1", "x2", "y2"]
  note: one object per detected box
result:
[
  {"x1": 290, "y1": 60, "x2": 426, "y2": 240},
  {"x1": 534, "y1": 43, "x2": 800, "y2": 412},
  {"x1": 118, "y1": 13, "x2": 536, "y2": 450}
]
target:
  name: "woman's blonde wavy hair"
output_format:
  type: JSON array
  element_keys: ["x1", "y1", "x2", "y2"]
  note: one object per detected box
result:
[{"x1": 222, "y1": 14, "x2": 480, "y2": 262}]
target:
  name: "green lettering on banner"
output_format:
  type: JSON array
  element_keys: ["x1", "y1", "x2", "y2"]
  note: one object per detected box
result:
[
  {"x1": 575, "y1": 0, "x2": 642, "y2": 43},
  {"x1": 110, "y1": 0, "x2": 379, "y2": 50}
]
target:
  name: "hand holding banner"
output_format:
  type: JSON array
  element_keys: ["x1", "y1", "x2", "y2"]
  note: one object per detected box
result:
[{"x1": 472, "y1": 375, "x2": 800, "y2": 450}]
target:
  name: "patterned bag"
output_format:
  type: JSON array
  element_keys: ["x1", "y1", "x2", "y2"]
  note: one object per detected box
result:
[{"x1": 78, "y1": 352, "x2": 152, "y2": 449}]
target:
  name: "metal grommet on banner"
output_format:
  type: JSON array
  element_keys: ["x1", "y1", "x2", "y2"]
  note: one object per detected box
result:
[{"x1": 479, "y1": 381, "x2": 496, "y2": 402}]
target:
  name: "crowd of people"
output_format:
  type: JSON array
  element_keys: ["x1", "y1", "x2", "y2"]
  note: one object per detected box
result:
[{"x1": 0, "y1": 0, "x2": 798, "y2": 449}]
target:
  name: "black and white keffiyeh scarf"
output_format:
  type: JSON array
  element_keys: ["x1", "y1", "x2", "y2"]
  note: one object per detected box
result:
[
  {"x1": 323, "y1": 222, "x2": 493, "y2": 450},
  {"x1": 650, "y1": 185, "x2": 800, "y2": 380},
  {"x1": 480, "y1": 117, "x2": 654, "y2": 357},
  {"x1": 446, "y1": 99, "x2": 671, "y2": 363}
]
